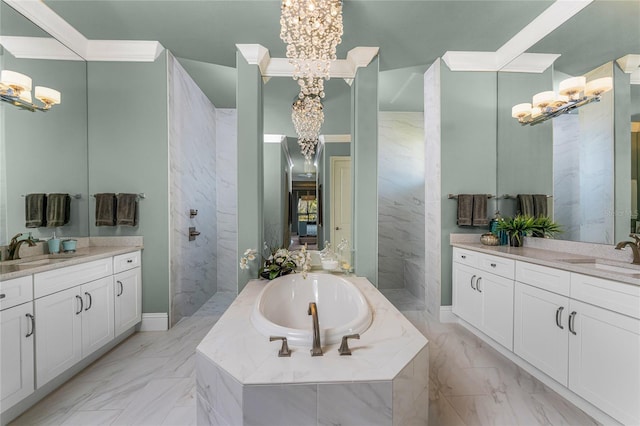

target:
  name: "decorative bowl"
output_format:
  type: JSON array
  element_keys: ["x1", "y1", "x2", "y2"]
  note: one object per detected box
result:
[{"x1": 480, "y1": 233, "x2": 500, "y2": 246}]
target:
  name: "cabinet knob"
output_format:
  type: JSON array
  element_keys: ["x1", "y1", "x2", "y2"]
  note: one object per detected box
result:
[
  {"x1": 490, "y1": 263, "x2": 497, "y2": 268},
  {"x1": 127, "y1": 259, "x2": 133, "y2": 263},
  {"x1": 461, "y1": 255, "x2": 466, "y2": 259}
]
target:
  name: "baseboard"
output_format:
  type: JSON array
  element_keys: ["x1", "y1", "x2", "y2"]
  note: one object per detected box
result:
[
  {"x1": 137, "y1": 313, "x2": 168, "y2": 331},
  {"x1": 439, "y1": 305, "x2": 458, "y2": 323}
]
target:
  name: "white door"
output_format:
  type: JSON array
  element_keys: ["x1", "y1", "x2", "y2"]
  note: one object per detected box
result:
[
  {"x1": 81, "y1": 277, "x2": 114, "y2": 358},
  {"x1": 478, "y1": 272, "x2": 514, "y2": 350},
  {"x1": 514, "y1": 282, "x2": 569, "y2": 386},
  {"x1": 452, "y1": 263, "x2": 482, "y2": 326},
  {"x1": 114, "y1": 268, "x2": 142, "y2": 336},
  {"x1": 568, "y1": 299, "x2": 640, "y2": 425},
  {"x1": 0, "y1": 303, "x2": 35, "y2": 411},
  {"x1": 330, "y1": 157, "x2": 351, "y2": 246},
  {"x1": 35, "y1": 287, "x2": 82, "y2": 388}
]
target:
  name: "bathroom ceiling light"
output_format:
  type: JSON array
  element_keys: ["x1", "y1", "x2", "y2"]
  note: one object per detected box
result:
[
  {"x1": 0, "y1": 70, "x2": 61, "y2": 112},
  {"x1": 511, "y1": 75, "x2": 612, "y2": 126},
  {"x1": 292, "y1": 94, "x2": 324, "y2": 141},
  {"x1": 280, "y1": 0, "x2": 343, "y2": 98}
]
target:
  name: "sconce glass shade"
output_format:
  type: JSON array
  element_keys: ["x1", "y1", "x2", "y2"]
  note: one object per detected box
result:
[
  {"x1": 551, "y1": 95, "x2": 569, "y2": 108},
  {"x1": 35, "y1": 86, "x2": 61, "y2": 107},
  {"x1": 19, "y1": 90, "x2": 32, "y2": 103},
  {"x1": 0, "y1": 70, "x2": 32, "y2": 93},
  {"x1": 584, "y1": 77, "x2": 613, "y2": 96},
  {"x1": 512, "y1": 103, "x2": 532, "y2": 119},
  {"x1": 531, "y1": 107, "x2": 542, "y2": 118},
  {"x1": 532, "y1": 91, "x2": 556, "y2": 108},
  {"x1": 559, "y1": 76, "x2": 586, "y2": 98}
]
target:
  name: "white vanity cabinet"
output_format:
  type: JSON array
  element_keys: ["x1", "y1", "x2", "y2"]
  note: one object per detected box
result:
[
  {"x1": 34, "y1": 259, "x2": 115, "y2": 387},
  {"x1": 0, "y1": 276, "x2": 35, "y2": 411},
  {"x1": 113, "y1": 251, "x2": 142, "y2": 336},
  {"x1": 452, "y1": 248, "x2": 515, "y2": 350}
]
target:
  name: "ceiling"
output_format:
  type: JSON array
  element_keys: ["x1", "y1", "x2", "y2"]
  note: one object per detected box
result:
[{"x1": 9, "y1": 0, "x2": 640, "y2": 177}]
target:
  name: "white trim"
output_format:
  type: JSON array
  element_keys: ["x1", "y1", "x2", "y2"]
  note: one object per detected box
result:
[
  {"x1": 85, "y1": 40, "x2": 164, "y2": 62},
  {"x1": 263, "y1": 134, "x2": 286, "y2": 144},
  {"x1": 439, "y1": 306, "x2": 458, "y2": 323},
  {"x1": 321, "y1": 134, "x2": 351, "y2": 143},
  {"x1": 501, "y1": 53, "x2": 562, "y2": 73},
  {"x1": 617, "y1": 54, "x2": 640, "y2": 85},
  {"x1": 0, "y1": 36, "x2": 83, "y2": 61},
  {"x1": 443, "y1": 0, "x2": 592, "y2": 72},
  {"x1": 137, "y1": 313, "x2": 168, "y2": 331}
]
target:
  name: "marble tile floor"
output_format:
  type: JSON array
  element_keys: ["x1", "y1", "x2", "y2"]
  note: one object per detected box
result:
[{"x1": 12, "y1": 290, "x2": 598, "y2": 426}]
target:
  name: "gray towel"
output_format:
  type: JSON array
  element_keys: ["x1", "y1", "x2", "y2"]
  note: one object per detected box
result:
[
  {"x1": 472, "y1": 194, "x2": 489, "y2": 226},
  {"x1": 116, "y1": 193, "x2": 138, "y2": 226},
  {"x1": 517, "y1": 194, "x2": 535, "y2": 217},
  {"x1": 46, "y1": 193, "x2": 71, "y2": 227},
  {"x1": 95, "y1": 193, "x2": 116, "y2": 226},
  {"x1": 533, "y1": 194, "x2": 548, "y2": 217},
  {"x1": 457, "y1": 194, "x2": 473, "y2": 226},
  {"x1": 25, "y1": 193, "x2": 46, "y2": 228}
]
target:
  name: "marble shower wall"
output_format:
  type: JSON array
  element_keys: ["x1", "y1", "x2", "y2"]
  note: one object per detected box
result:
[
  {"x1": 423, "y1": 61, "x2": 442, "y2": 319},
  {"x1": 169, "y1": 54, "x2": 218, "y2": 325},
  {"x1": 215, "y1": 109, "x2": 238, "y2": 293},
  {"x1": 378, "y1": 112, "x2": 425, "y2": 299}
]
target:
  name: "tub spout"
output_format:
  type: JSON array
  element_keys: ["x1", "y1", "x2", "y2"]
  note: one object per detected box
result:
[{"x1": 308, "y1": 302, "x2": 323, "y2": 356}]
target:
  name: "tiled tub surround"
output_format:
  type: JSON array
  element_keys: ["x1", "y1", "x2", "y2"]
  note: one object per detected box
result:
[
  {"x1": 196, "y1": 277, "x2": 429, "y2": 426},
  {"x1": 449, "y1": 236, "x2": 639, "y2": 425}
]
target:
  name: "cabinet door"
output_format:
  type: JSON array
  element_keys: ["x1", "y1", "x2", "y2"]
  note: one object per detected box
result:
[
  {"x1": 35, "y1": 287, "x2": 82, "y2": 388},
  {"x1": 568, "y1": 300, "x2": 640, "y2": 425},
  {"x1": 478, "y1": 273, "x2": 514, "y2": 350},
  {"x1": 114, "y1": 268, "x2": 142, "y2": 336},
  {"x1": 452, "y1": 263, "x2": 481, "y2": 326},
  {"x1": 81, "y1": 277, "x2": 115, "y2": 358},
  {"x1": 1, "y1": 303, "x2": 35, "y2": 411},
  {"x1": 514, "y1": 282, "x2": 569, "y2": 386}
]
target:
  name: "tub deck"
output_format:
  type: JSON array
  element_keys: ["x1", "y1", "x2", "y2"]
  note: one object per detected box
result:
[{"x1": 196, "y1": 276, "x2": 429, "y2": 425}]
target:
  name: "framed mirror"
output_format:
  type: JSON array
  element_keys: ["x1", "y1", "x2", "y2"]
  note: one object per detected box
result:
[{"x1": 1, "y1": 0, "x2": 89, "y2": 245}]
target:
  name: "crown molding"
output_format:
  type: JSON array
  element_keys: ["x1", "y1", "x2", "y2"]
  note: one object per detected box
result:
[
  {"x1": 321, "y1": 134, "x2": 351, "y2": 143},
  {"x1": 263, "y1": 134, "x2": 286, "y2": 144},
  {"x1": 0, "y1": 36, "x2": 83, "y2": 61},
  {"x1": 617, "y1": 54, "x2": 640, "y2": 85},
  {"x1": 85, "y1": 40, "x2": 164, "y2": 62},
  {"x1": 443, "y1": 0, "x2": 592, "y2": 72}
]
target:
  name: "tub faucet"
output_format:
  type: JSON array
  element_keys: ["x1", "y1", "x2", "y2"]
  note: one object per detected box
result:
[
  {"x1": 308, "y1": 302, "x2": 323, "y2": 356},
  {"x1": 615, "y1": 234, "x2": 640, "y2": 265},
  {"x1": 8, "y1": 233, "x2": 38, "y2": 260}
]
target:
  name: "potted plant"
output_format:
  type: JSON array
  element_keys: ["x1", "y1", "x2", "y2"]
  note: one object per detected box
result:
[
  {"x1": 532, "y1": 216, "x2": 563, "y2": 238},
  {"x1": 496, "y1": 215, "x2": 536, "y2": 247}
]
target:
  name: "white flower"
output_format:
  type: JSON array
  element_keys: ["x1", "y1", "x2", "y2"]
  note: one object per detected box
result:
[
  {"x1": 243, "y1": 248, "x2": 252, "y2": 256},
  {"x1": 239, "y1": 257, "x2": 248, "y2": 269},
  {"x1": 247, "y1": 253, "x2": 256, "y2": 261}
]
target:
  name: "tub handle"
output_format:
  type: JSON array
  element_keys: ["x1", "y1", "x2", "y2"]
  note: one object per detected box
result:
[
  {"x1": 338, "y1": 333, "x2": 360, "y2": 356},
  {"x1": 269, "y1": 336, "x2": 291, "y2": 357}
]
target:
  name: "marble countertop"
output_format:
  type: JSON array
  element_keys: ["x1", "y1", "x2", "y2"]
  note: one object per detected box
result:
[
  {"x1": 451, "y1": 242, "x2": 640, "y2": 286},
  {"x1": 196, "y1": 277, "x2": 428, "y2": 385},
  {"x1": 0, "y1": 245, "x2": 143, "y2": 281}
]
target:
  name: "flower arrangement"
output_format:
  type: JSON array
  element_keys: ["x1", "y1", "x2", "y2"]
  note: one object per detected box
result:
[
  {"x1": 497, "y1": 215, "x2": 562, "y2": 247},
  {"x1": 240, "y1": 243, "x2": 311, "y2": 280}
]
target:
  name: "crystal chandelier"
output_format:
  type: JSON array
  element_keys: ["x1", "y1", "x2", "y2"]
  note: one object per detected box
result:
[
  {"x1": 292, "y1": 94, "x2": 324, "y2": 141},
  {"x1": 298, "y1": 138, "x2": 319, "y2": 160},
  {"x1": 280, "y1": 0, "x2": 343, "y2": 97}
]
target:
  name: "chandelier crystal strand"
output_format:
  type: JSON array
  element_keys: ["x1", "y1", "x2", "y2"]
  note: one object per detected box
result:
[
  {"x1": 298, "y1": 138, "x2": 319, "y2": 160},
  {"x1": 280, "y1": 0, "x2": 343, "y2": 97},
  {"x1": 292, "y1": 94, "x2": 324, "y2": 140}
]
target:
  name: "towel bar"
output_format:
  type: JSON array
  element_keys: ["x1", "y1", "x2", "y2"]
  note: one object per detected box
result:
[
  {"x1": 448, "y1": 194, "x2": 496, "y2": 199},
  {"x1": 91, "y1": 193, "x2": 146, "y2": 199},
  {"x1": 21, "y1": 193, "x2": 82, "y2": 199}
]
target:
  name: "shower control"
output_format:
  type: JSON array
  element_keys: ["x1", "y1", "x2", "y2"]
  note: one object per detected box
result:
[
  {"x1": 189, "y1": 227, "x2": 201, "y2": 241},
  {"x1": 269, "y1": 336, "x2": 291, "y2": 357}
]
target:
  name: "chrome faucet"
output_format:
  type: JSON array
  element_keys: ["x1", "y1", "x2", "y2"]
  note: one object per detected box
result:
[
  {"x1": 308, "y1": 302, "x2": 323, "y2": 356},
  {"x1": 8, "y1": 233, "x2": 38, "y2": 260},
  {"x1": 615, "y1": 234, "x2": 640, "y2": 265}
]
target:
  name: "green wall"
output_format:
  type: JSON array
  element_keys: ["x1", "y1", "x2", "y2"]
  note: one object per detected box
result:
[
  {"x1": 263, "y1": 142, "x2": 284, "y2": 247},
  {"x1": 87, "y1": 52, "x2": 170, "y2": 314},
  {"x1": 236, "y1": 52, "x2": 264, "y2": 290},
  {"x1": 497, "y1": 69, "x2": 554, "y2": 217},
  {"x1": 440, "y1": 63, "x2": 497, "y2": 306}
]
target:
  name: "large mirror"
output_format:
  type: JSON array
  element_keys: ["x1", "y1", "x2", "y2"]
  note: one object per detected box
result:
[
  {"x1": 262, "y1": 76, "x2": 351, "y2": 251},
  {"x1": 496, "y1": 0, "x2": 640, "y2": 245},
  {"x1": 0, "y1": 0, "x2": 89, "y2": 246}
]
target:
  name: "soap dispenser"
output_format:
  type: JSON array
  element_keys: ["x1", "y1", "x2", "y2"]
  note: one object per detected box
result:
[{"x1": 48, "y1": 232, "x2": 61, "y2": 254}]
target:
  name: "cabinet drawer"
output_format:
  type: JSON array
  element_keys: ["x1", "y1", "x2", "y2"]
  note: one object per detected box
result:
[
  {"x1": 478, "y1": 254, "x2": 514, "y2": 280},
  {"x1": 0, "y1": 276, "x2": 33, "y2": 311},
  {"x1": 34, "y1": 258, "x2": 113, "y2": 299},
  {"x1": 516, "y1": 261, "x2": 570, "y2": 296},
  {"x1": 571, "y1": 273, "x2": 640, "y2": 319},
  {"x1": 452, "y1": 248, "x2": 479, "y2": 267},
  {"x1": 113, "y1": 251, "x2": 141, "y2": 274}
]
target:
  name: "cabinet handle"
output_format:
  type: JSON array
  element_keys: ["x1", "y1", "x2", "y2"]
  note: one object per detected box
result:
[
  {"x1": 476, "y1": 277, "x2": 482, "y2": 293},
  {"x1": 470, "y1": 275, "x2": 477, "y2": 290},
  {"x1": 461, "y1": 255, "x2": 466, "y2": 259},
  {"x1": 117, "y1": 280, "x2": 124, "y2": 297},
  {"x1": 75, "y1": 295, "x2": 83, "y2": 315},
  {"x1": 0, "y1": 293, "x2": 5, "y2": 299},
  {"x1": 127, "y1": 259, "x2": 133, "y2": 263},
  {"x1": 490, "y1": 263, "x2": 497, "y2": 268},
  {"x1": 85, "y1": 292, "x2": 92, "y2": 311},
  {"x1": 555, "y1": 306, "x2": 565, "y2": 329},
  {"x1": 568, "y1": 311, "x2": 577, "y2": 335},
  {"x1": 25, "y1": 313, "x2": 35, "y2": 338}
]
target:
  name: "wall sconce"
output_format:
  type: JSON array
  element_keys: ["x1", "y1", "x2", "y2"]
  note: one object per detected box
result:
[
  {"x1": 0, "y1": 70, "x2": 61, "y2": 112},
  {"x1": 511, "y1": 76, "x2": 612, "y2": 126}
]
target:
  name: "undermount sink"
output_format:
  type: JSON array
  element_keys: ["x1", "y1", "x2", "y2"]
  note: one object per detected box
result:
[
  {"x1": 560, "y1": 258, "x2": 640, "y2": 275},
  {"x1": 17, "y1": 258, "x2": 70, "y2": 267}
]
